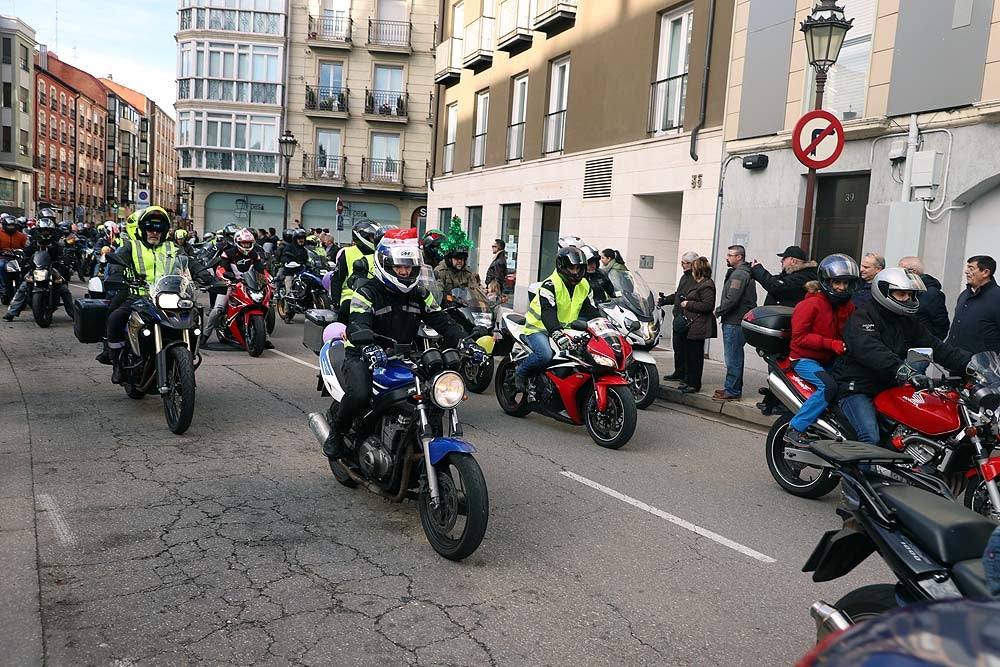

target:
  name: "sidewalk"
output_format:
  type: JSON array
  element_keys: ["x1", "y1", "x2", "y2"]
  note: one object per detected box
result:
[{"x1": 649, "y1": 348, "x2": 777, "y2": 429}]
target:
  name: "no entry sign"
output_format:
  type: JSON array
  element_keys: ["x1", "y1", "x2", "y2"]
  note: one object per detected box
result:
[{"x1": 792, "y1": 109, "x2": 845, "y2": 170}]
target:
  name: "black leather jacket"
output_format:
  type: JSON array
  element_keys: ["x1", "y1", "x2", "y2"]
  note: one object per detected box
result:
[{"x1": 347, "y1": 280, "x2": 465, "y2": 353}]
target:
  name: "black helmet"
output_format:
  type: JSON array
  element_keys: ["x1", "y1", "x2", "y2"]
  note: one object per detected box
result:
[
  {"x1": 352, "y1": 219, "x2": 381, "y2": 254},
  {"x1": 1, "y1": 214, "x2": 16, "y2": 232},
  {"x1": 282, "y1": 228, "x2": 294, "y2": 243},
  {"x1": 292, "y1": 228, "x2": 307, "y2": 241},
  {"x1": 58, "y1": 221, "x2": 73, "y2": 235},
  {"x1": 556, "y1": 246, "x2": 587, "y2": 286},
  {"x1": 872, "y1": 267, "x2": 925, "y2": 317},
  {"x1": 374, "y1": 224, "x2": 399, "y2": 248},
  {"x1": 34, "y1": 218, "x2": 58, "y2": 244},
  {"x1": 136, "y1": 206, "x2": 171, "y2": 247},
  {"x1": 421, "y1": 231, "x2": 444, "y2": 266},
  {"x1": 817, "y1": 254, "x2": 862, "y2": 304},
  {"x1": 221, "y1": 223, "x2": 238, "y2": 239},
  {"x1": 38, "y1": 208, "x2": 57, "y2": 225}
]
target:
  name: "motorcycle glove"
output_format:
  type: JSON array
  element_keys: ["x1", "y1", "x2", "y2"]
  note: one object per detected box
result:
[
  {"x1": 909, "y1": 374, "x2": 933, "y2": 391},
  {"x1": 361, "y1": 344, "x2": 387, "y2": 369},
  {"x1": 553, "y1": 331, "x2": 573, "y2": 351}
]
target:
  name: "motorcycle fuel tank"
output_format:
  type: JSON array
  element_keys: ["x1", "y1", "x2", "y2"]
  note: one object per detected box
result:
[
  {"x1": 874, "y1": 385, "x2": 961, "y2": 437},
  {"x1": 372, "y1": 360, "x2": 414, "y2": 396}
]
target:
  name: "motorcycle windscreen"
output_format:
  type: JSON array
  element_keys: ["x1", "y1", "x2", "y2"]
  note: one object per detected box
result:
[
  {"x1": 418, "y1": 265, "x2": 443, "y2": 305},
  {"x1": 449, "y1": 287, "x2": 493, "y2": 312},
  {"x1": 606, "y1": 269, "x2": 655, "y2": 318},
  {"x1": 967, "y1": 351, "x2": 1000, "y2": 412}
]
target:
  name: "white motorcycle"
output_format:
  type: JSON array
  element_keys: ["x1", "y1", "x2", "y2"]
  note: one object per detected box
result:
[{"x1": 600, "y1": 269, "x2": 664, "y2": 409}]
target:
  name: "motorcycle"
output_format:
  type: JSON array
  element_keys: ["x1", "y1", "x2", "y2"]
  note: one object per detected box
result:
[
  {"x1": 423, "y1": 287, "x2": 498, "y2": 394},
  {"x1": 211, "y1": 269, "x2": 273, "y2": 357},
  {"x1": 800, "y1": 439, "x2": 996, "y2": 641},
  {"x1": 1, "y1": 249, "x2": 22, "y2": 306},
  {"x1": 743, "y1": 305, "x2": 1000, "y2": 517},
  {"x1": 61, "y1": 233, "x2": 83, "y2": 280},
  {"x1": 308, "y1": 334, "x2": 489, "y2": 561},
  {"x1": 601, "y1": 268, "x2": 663, "y2": 409},
  {"x1": 26, "y1": 249, "x2": 68, "y2": 328},
  {"x1": 494, "y1": 313, "x2": 638, "y2": 449},
  {"x1": 78, "y1": 240, "x2": 100, "y2": 281},
  {"x1": 275, "y1": 260, "x2": 332, "y2": 323}
]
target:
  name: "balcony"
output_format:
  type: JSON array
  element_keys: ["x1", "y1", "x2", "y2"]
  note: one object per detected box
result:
[
  {"x1": 542, "y1": 109, "x2": 566, "y2": 154},
  {"x1": 462, "y1": 16, "x2": 495, "y2": 72},
  {"x1": 507, "y1": 122, "x2": 525, "y2": 161},
  {"x1": 647, "y1": 74, "x2": 687, "y2": 134},
  {"x1": 434, "y1": 38, "x2": 463, "y2": 87},
  {"x1": 533, "y1": 0, "x2": 576, "y2": 36},
  {"x1": 497, "y1": 0, "x2": 533, "y2": 54},
  {"x1": 361, "y1": 157, "x2": 404, "y2": 188},
  {"x1": 364, "y1": 89, "x2": 408, "y2": 122},
  {"x1": 367, "y1": 19, "x2": 411, "y2": 53},
  {"x1": 442, "y1": 142, "x2": 455, "y2": 174},
  {"x1": 301, "y1": 153, "x2": 346, "y2": 182},
  {"x1": 307, "y1": 15, "x2": 352, "y2": 49},
  {"x1": 304, "y1": 85, "x2": 350, "y2": 118}
]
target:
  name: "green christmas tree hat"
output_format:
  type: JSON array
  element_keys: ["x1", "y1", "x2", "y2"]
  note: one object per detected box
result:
[{"x1": 439, "y1": 215, "x2": 473, "y2": 255}]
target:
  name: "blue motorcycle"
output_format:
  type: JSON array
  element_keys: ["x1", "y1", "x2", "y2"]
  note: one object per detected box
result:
[{"x1": 275, "y1": 260, "x2": 331, "y2": 322}]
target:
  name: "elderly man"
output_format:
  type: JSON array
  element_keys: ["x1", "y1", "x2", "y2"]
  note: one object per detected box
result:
[
  {"x1": 660, "y1": 251, "x2": 699, "y2": 381},
  {"x1": 750, "y1": 245, "x2": 818, "y2": 307},
  {"x1": 947, "y1": 255, "x2": 1000, "y2": 354},
  {"x1": 898, "y1": 256, "x2": 950, "y2": 340},
  {"x1": 714, "y1": 245, "x2": 757, "y2": 400},
  {"x1": 852, "y1": 252, "x2": 885, "y2": 307}
]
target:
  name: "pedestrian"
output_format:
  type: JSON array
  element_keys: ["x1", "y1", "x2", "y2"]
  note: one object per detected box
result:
[
  {"x1": 852, "y1": 252, "x2": 885, "y2": 307},
  {"x1": 678, "y1": 256, "x2": 717, "y2": 394},
  {"x1": 898, "y1": 256, "x2": 949, "y2": 339},
  {"x1": 485, "y1": 239, "x2": 508, "y2": 297},
  {"x1": 946, "y1": 255, "x2": 1000, "y2": 353},
  {"x1": 659, "y1": 251, "x2": 698, "y2": 381},
  {"x1": 713, "y1": 245, "x2": 757, "y2": 400},
  {"x1": 599, "y1": 249, "x2": 628, "y2": 272},
  {"x1": 750, "y1": 245, "x2": 818, "y2": 307}
]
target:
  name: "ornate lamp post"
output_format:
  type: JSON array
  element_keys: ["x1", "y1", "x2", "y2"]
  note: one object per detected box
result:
[
  {"x1": 278, "y1": 130, "x2": 298, "y2": 230},
  {"x1": 799, "y1": 0, "x2": 852, "y2": 252}
]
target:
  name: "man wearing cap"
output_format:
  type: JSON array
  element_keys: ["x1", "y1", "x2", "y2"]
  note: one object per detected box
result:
[{"x1": 750, "y1": 245, "x2": 818, "y2": 308}]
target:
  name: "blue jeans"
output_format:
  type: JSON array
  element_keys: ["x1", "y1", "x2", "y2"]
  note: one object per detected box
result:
[
  {"x1": 517, "y1": 332, "x2": 554, "y2": 378},
  {"x1": 985, "y1": 526, "x2": 1000, "y2": 597},
  {"x1": 789, "y1": 359, "x2": 836, "y2": 432},
  {"x1": 721, "y1": 323, "x2": 745, "y2": 396},
  {"x1": 838, "y1": 393, "x2": 880, "y2": 445}
]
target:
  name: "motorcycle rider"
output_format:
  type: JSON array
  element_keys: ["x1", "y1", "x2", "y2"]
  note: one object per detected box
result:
[
  {"x1": 273, "y1": 228, "x2": 310, "y2": 295},
  {"x1": 515, "y1": 246, "x2": 601, "y2": 392},
  {"x1": 420, "y1": 230, "x2": 445, "y2": 268},
  {"x1": 329, "y1": 220, "x2": 380, "y2": 323},
  {"x1": 104, "y1": 207, "x2": 181, "y2": 383},
  {"x1": 3, "y1": 219, "x2": 75, "y2": 321},
  {"x1": 0, "y1": 214, "x2": 28, "y2": 299},
  {"x1": 322, "y1": 228, "x2": 476, "y2": 460},
  {"x1": 173, "y1": 228, "x2": 194, "y2": 257},
  {"x1": 435, "y1": 244, "x2": 482, "y2": 293},
  {"x1": 835, "y1": 267, "x2": 973, "y2": 446},
  {"x1": 202, "y1": 227, "x2": 271, "y2": 346}
]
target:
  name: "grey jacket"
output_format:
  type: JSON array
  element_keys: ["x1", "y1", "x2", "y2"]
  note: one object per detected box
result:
[{"x1": 715, "y1": 261, "x2": 758, "y2": 325}]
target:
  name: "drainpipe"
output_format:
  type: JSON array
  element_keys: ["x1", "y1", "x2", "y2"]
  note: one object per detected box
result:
[
  {"x1": 689, "y1": 0, "x2": 717, "y2": 162},
  {"x1": 428, "y1": 0, "x2": 447, "y2": 192}
]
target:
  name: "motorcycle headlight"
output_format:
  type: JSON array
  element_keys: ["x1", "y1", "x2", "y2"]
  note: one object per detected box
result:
[
  {"x1": 157, "y1": 293, "x2": 181, "y2": 310},
  {"x1": 431, "y1": 370, "x2": 465, "y2": 409},
  {"x1": 250, "y1": 290, "x2": 264, "y2": 301},
  {"x1": 592, "y1": 352, "x2": 616, "y2": 367},
  {"x1": 639, "y1": 322, "x2": 655, "y2": 342},
  {"x1": 32, "y1": 269, "x2": 49, "y2": 281}
]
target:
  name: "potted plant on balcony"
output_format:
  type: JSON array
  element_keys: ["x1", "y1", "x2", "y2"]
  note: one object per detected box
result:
[
  {"x1": 306, "y1": 86, "x2": 317, "y2": 109},
  {"x1": 319, "y1": 95, "x2": 335, "y2": 112}
]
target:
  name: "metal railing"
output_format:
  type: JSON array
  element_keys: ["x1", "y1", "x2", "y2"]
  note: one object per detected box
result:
[
  {"x1": 362, "y1": 157, "x2": 404, "y2": 184},
  {"x1": 308, "y1": 15, "x2": 352, "y2": 42},
  {"x1": 647, "y1": 73, "x2": 687, "y2": 133},
  {"x1": 471, "y1": 132, "x2": 487, "y2": 168},
  {"x1": 507, "y1": 122, "x2": 525, "y2": 161},
  {"x1": 368, "y1": 19, "x2": 410, "y2": 47},
  {"x1": 443, "y1": 142, "x2": 455, "y2": 174},
  {"x1": 365, "y1": 89, "x2": 408, "y2": 117},
  {"x1": 542, "y1": 109, "x2": 566, "y2": 154},
  {"x1": 305, "y1": 85, "x2": 349, "y2": 113},
  {"x1": 302, "y1": 153, "x2": 346, "y2": 180}
]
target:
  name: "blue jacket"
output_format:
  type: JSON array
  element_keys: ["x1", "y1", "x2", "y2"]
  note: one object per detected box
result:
[
  {"x1": 946, "y1": 278, "x2": 1000, "y2": 354},
  {"x1": 852, "y1": 281, "x2": 873, "y2": 307}
]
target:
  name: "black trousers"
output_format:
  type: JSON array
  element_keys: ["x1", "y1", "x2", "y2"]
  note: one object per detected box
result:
[
  {"x1": 683, "y1": 337, "x2": 706, "y2": 391},
  {"x1": 332, "y1": 354, "x2": 372, "y2": 433},
  {"x1": 105, "y1": 292, "x2": 133, "y2": 344},
  {"x1": 672, "y1": 327, "x2": 688, "y2": 375}
]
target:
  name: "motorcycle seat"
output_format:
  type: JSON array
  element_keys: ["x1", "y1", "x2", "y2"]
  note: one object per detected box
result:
[
  {"x1": 951, "y1": 558, "x2": 992, "y2": 598},
  {"x1": 877, "y1": 484, "x2": 998, "y2": 566},
  {"x1": 508, "y1": 313, "x2": 525, "y2": 326}
]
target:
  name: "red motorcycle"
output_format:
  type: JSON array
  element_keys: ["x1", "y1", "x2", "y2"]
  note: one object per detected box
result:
[
  {"x1": 493, "y1": 314, "x2": 638, "y2": 449},
  {"x1": 742, "y1": 305, "x2": 1000, "y2": 518},
  {"x1": 215, "y1": 269, "x2": 273, "y2": 357}
]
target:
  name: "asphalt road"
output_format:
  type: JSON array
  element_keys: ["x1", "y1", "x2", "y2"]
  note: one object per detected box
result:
[{"x1": 1, "y1": 285, "x2": 886, "y2": 666}]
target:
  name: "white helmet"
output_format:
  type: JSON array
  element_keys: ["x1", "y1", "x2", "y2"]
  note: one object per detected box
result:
[
  {"x1": 374, "y1": 236, "x2": 421, "y2": 293},
  {"x1": 872, "y1": 267, "x2": 925, "y2": 316}
]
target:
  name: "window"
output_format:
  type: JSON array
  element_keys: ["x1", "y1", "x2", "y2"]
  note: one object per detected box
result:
[
  {"x1": 472, "y1": 90, "x2": 489, "y2": 168},
  {"x1": 176, "y1": 110, "x2": 281, "y2": 174},
  {"x1": 803, "y1": 0, "x2": 875, "y2": 121},
  {"x1": 1, "y1": 126, "x2": 10, "y2": 153},
  {"x1": 315, "y1": 128, "x2": 342, "y2": 176},
  {"x1": 19, "y1": 45, "x2": 28, "y2": 71},
  {"x1": 508, "y1": 74, "x2": 528, "y2": 160},
  {"x1": 466, "y1": 206, "x2": 482, "y2": 269},
  {"x1": 451, "y1": 1, "x2": 464, "y2": 40},
  {"x1": 438, "y1": 207, "x2": 452, "y2": 229},
  {"x1": 1, "y1": 38, "x2": 10, "y2": 65},
  {"x1": 544, "y1": 57, "x2": 569, "y2": 153},
  {"x1": 176, "y1": 40, "x2": 282, "y2": 105},
  {"x1": 651, "y1": 5, "x2": 692, "y2": 133},
  {"x1": 443, "y1": 103, "x2": 457, "y2": 174},
  {"x1": 1, "y1": 83, "x2": 10, "y2": 109},
  {"x1": 374, "y1": 65, "x2": 404, "y2": 93},
  {"x1": 19, "y1": 87, "x2": 28, "y2": 113},
  {"x1": 500, "y1": 203, "x2": 520, "y2": 288},
  {"x1": 537, "y1": 202, "x2": 561, "y2": 280}
]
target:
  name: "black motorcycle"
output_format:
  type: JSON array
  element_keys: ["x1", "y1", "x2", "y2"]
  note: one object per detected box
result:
[
  {"x1": 275, "y1": 260, "x2": 331, "y2": 323},
  {"x1": 27, "y1": 249, "x2": 69, "y2": 328},
  {"x1": 1, "y1": 248, "x2": 22, "y2": 306},
  {"x1": 422, "y1": 287, "x2": 497, "y2": 394},
  {"x1": 802, "y1": 439, "x2": 997, "y2": 641}
]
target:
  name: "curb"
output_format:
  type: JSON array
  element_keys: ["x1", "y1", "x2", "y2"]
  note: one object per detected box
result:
[{"x1": 656, "y1": 384, "x2": 777, "y2": 429}]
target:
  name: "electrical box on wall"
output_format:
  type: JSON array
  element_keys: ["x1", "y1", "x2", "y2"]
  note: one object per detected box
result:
[{"x1": 910, "y1": 150, "x2": 943, "y2": 201}]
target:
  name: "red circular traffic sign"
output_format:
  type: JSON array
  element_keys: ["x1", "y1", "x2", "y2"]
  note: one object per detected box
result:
[{"x1": 792, "y1": 109, "x2": 845, "y2": 170}]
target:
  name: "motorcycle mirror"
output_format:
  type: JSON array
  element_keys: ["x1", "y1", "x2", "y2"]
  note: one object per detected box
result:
[
  {"x1": 627, "y1": 320, "x2": 641, "y2": 332},
  {"x1": 906, "y1": 347, "x2": 934, "y2": 364}
]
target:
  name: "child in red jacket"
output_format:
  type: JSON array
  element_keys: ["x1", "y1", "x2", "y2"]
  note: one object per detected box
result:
[{"x1": 785, "y1": 254, "x2": 861, "y2": 446}]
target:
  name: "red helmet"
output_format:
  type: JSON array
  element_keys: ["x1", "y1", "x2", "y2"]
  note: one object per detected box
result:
[{"x1": 235, "y1": 228, "x2": 255, "y2": 255}]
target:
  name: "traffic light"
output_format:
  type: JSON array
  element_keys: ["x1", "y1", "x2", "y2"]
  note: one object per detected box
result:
[{"x1": 110, "y1": 200, "x2": 118, "y2": 211}]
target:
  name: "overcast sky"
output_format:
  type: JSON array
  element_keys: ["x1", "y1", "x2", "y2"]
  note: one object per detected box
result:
[{"x1": 6, "y1": 0, "x2": 177, "y2": 117}]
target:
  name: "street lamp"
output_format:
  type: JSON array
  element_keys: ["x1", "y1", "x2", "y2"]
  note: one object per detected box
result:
[
  {"x1": 798, "y1": 0, "x2": 853, "y2": 252},
  {"x1": 278, "y1": 129, "x2": 298, "y2": 230}
]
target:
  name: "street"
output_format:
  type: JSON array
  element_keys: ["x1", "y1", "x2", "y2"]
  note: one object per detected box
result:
[{"x1": 1, "y1": 287, "x2": 885, "y2": 666}]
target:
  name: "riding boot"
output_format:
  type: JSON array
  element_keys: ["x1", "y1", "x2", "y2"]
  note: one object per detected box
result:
[
  {"x1": 514, "y1": 372, "x2": 528, "y2": 393},
  {"x1": 323, "y1": 431, "x2": 346, "y2": 460},
  {"x1": 95, "y1": 339, "x2": 111, "y2": 365},
  {"x1": 110, "y1": 347, "x2": 125, "y2": 385}
]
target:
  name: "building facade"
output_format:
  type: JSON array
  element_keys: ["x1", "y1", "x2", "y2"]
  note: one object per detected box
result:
[
  {"x1": 100, "y1": 78, "x2": 145, "y2": 219},
  {"x1": 35, "y1": 49, "x2": 82, "y2": 217},
  {"x1": 0, "y1": 16, "x2": 35, "y2": 217},
  {"x1": 427, "y1": 0, "x2": 734, "y2": 308},
  {"x1": 148, "y1": 102, "x2": 178, "y2": 214}
]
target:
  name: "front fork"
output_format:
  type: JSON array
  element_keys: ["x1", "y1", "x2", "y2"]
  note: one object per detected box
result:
[
  {"x1": 964, "y1": 415, "x2": 1000, "y2": 514},
  {"x1": 415, "y1": 396, "x2": 463, "y2": 508}
]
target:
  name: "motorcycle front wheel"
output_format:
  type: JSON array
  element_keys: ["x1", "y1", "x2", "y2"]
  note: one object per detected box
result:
[
  {"x1": 277, "y1": 298, "x2": 294, "y2": 323},
  {"x1": 964, "y1": 475, "x2": 1000, "y2": 520},
  {"x1": 765, "y1": 415, "x2": 840, "y2": 499},
  {"x1": 418, "y1": 453, "x2": 489, "y2": 561},
  {"x1": 31, "y1": 292, "x2": 52, "y2": 328},
  {"x1": 584, "y1": 385, "x2": 637, "y2": 449},
  {"x1": 463, "y1": 356, "x2": 494, "y2": 394},
  {"x1": 162, "y1": 346, "x2": 196, "y2": 435},
  {"x1": 313, "y1": 290, "x2": 332, "y2": 310},
  {"x1": 626, "y1": 360, "x2": 659, "y2": 410},
  {"x1": 265, "y1": 305, "x2": 276, "y2": 335},
  {"x1": 246, "y1": 314, "x2": 266, "y2": 357}
]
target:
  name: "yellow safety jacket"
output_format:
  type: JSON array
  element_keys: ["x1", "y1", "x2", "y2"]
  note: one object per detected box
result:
[
  {"x1": 126, "y1": 239, "x2": 181, "y2": 295},
  {"x1": 523, "y1": 271, "x2": 591, "y2": 336},
  {"x1": 339, "y1": 245, "x2": 375, "y2": 309}
]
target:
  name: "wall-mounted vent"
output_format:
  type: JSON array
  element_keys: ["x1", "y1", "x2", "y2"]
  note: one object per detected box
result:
[{"x1": 583, "y1": 157, "x2": 613, "y2": 199}]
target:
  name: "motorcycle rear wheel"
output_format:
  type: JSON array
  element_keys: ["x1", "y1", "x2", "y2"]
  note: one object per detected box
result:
[
  {"x1": 246, "y1": 314, "x2": 266, "y2": 357},
  {"x1": 162, "y1": 346, "x2": 196, "y2": 435},
  {"x1": 494, "y1": 359, "x2": 531, "y2": 417},
  {"x1": 626, "y1": 360, "x2": 659, "y2": 410},
  {"x1": 277, "y1": 298, "x2": 294, "y2": 323},
  {"x1": 313, "y1": 291, "x2": 332, "y2": 310},
  {"x1": 765, "y1": 415, "x2": 840, "y2": 499},
  {"x1": 826, "y1": 584, "x2": 898, "y2": 641},
  {"x1": 31, "y1": 292, "x2": 52, "y2": 328},
  {"x1": 584, "y1": 385, "x2": 637, "y2": 449},
  {"x1": 418, "y1": 453, "x2": 489, "y2": 561},
  {"x1": 464, "y1": 357, "x2": 494, "y2": 394}
]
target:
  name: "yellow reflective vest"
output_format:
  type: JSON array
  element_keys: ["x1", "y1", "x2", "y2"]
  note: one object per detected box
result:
[
  {"x1": 339, "y1": 245, "x2": 375, "y2": 309},
  {"x1": 126, "y1": 239, "x2": 181, "y2": 295},
  {"x1": 523, "y1": 271, "x2": 591, "y2": 336}
]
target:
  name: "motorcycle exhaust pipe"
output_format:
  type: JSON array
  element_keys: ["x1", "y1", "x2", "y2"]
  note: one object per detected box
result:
[
  {"x1": 767, "y1": 372, "x2": 844, "y2": 440},
  {"x1": 308, "y1": 412, "x2": 331, "y2": 445},
  {"x1": 810, "y1": 601, "x2": 851, "y2": 641}
]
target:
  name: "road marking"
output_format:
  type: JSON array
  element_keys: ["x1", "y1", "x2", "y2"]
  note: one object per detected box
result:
[
  {"x1": 266, "y1": 348, "x2": 319, "y2": 370},
  {"x1": 36, "y1": 493, "x2": 78, "y2": 547},
  {"x1": 560, "y1": 470, "x2": 777, "y2": 564}
]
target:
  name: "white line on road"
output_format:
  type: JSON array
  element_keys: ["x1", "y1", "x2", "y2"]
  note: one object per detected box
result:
[
  {"x1": 560, "y1": 470, "x2": 777, "y2": 564},
  {"x1": 266, "y1": 348, "x2": 320, "y2": 370},
  {"x1": 36, "y1": 493, "x2": 78, "y2": 547}
]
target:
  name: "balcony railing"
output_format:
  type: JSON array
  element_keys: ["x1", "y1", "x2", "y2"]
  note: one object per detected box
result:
[
  {"x1": 498, "y1": 0, "x2": 534, "y2": 52},
  {"x1": 365, "y1": 89, "x2": 408, "y2": 119},
  {"x1": 305, "y1": 85, "x2": 349, "y2": 113},
  {"x1": 471, "y1": 132, "x2": 487, "y2": 168},
  {"x1": 302, "y1": 153, "x2": 346, "y2": 180},
  {"x1": 647, "y1": 73, "x2": 687, "y2": 134},
  {"x1": 462, "y1": 16, "x2": 495, "y2": 71},
  {"x1": 542, "y1": 109, "x2": 566, "y2": 154},
  {"x1": 434, "y1": 38, "x2": 463, "y2": 86},
  {"x1": 368, "y1": 19, "x2": 411, "y2": 49},
  {"x1": 534, "y1": 0, "x2": 577, "y2": 34},
  {"x1": 507, "y1": 122, "x2": 525, "y2": 161},
  {"x1": 308, "y1": 15, "x2": 352, "y2": 44},
  {"x1": 362, "y1": 157, "x2": 403, "y2": 185},
  {"x1": 442, "y1": 142, "x2": 455, "y2": 174}
]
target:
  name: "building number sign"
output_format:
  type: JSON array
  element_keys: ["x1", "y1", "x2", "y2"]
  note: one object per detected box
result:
[{"x1": 691, "y1": 174, "x2": 703, "y2": 189}]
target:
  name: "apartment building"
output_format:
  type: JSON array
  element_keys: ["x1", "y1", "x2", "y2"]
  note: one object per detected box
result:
[
  {"x1": 149, "y1": 103, "x2": 178, "y2": 216},
  {"x1": 428, "y1": 0, "x2": 734, "y2": 306},
  {"x1": 0, "y1": 15, "x2": 35, "y2": 217},
  {"x1": 35, "y1": 50, "x2": 82, "y2": 217},
  {"x1": 99, "y1": 78, "x2": 144, "y2": 218},
  {"x1": 719, "y1": 0, "x2": 1000, "y2": 307}
]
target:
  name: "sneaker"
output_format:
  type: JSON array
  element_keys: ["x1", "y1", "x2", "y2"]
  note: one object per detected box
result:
[
  {"x1": 2, "y1": 313, "x2": 14, "y2": 322},
  {"x1": 323, "y1": 432, "x2": 346, "y2": 460},
  {"x1": 784, "y1": 428, "x2": 815, "y2": 448}
]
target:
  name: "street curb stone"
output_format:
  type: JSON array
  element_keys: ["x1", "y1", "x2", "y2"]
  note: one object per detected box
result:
[{"x1": 656, "y1": 384, "x2": 777, "y2": 428}]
